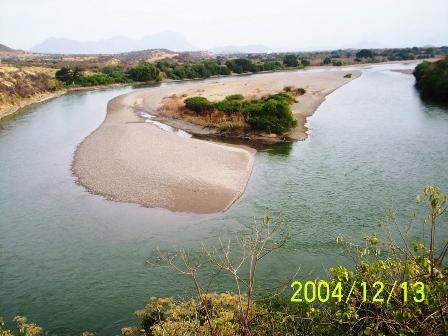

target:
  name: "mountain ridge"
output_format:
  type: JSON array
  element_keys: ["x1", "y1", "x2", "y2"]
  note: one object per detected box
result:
[{"x1": 30, "y1": 31, "x2": 196, "y2": 54}]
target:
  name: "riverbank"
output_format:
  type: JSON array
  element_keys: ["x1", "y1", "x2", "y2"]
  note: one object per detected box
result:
[{"x1": 0, "y1": 90, "x2": 67, "y2": 119}]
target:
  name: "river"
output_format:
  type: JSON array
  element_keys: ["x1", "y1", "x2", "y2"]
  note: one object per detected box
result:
[{"x1": 1, "y1": 63, "x2": 447, "y2": 335}]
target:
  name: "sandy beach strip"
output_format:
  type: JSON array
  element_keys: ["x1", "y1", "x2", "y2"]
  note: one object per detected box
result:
[{"x1": 73, "y1": 69, "x2": 359, "y2": 213}]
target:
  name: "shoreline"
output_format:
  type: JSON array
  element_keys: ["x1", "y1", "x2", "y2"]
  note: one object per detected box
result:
[
  {"x1": 0, "y1": 83, "x2": 132, "y2": 121},
  {"x1": 288, "y1": 71, "x2": 361, "y2": 140},
  {"x1": 0, "y1": 90, "x2": 67, "y2": 120}
]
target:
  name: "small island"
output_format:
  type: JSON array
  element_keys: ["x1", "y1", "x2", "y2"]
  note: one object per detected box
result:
[{"x1": 162, "y1": 90, "x2": 301, "y2": 141}]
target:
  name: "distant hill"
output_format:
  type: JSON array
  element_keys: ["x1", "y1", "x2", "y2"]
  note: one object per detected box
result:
[
  {"x1": 0, "y1": 43, "x2": 14, "y2": 52},
  {"x1": 30, "y1": 31, "x2": 196, "y2": 54},
  {"x1": 210, "y1": 44, "x2": 272, "y2": 54}
]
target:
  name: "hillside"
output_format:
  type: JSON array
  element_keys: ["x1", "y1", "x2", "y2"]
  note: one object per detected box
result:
[
  {"x1": 0, "y1": 65, "x2": 61, "y2": 118},
  {"x1": 0, "y1": 43, "x2": 14, "y2": 52}
]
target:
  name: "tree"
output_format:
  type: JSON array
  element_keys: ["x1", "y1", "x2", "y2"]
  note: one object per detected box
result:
[
  {"x1": 184, "y1": 96, "x2": 214, "y2": 114},
  {"x1": 55, "y1": 66, "x2": 82, "y2": 85},
  {"x1": 225, "y1": 58, "x2": 255, "y2": 74},
  {"x1": 126, "y1": 63, "x2": 161, "y2": 82},
  {"x1": 283, "y1": 54, "x2": 298, "y2": 67},
  {"x1": 355, "y1": 49, "x2": 374, "y2": 58},
  {"x1": 301, "y1": 58, "x2": 310, "y2": 67}
]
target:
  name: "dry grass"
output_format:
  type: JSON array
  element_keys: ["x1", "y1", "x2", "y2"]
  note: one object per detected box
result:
[
  {"x1": 0, "y1": 64, "x2": 58, "y2": 110},
  {"x1": 158, "y1": 94, "x2": 248, "y2": 130}
]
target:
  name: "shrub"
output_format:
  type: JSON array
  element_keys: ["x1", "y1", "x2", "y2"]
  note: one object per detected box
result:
[
  {"x1": 184, "y1": 96, "x2": 214, "y2": 114},
  {"x1": 100, "y1": 66, "x2": 129, "y2": 83},
  {"x1": 247, "y1": 97, "x2": 297, "y2": 133},
  {"x1": 225, "y1": 94, "x2": 244, "y2": 101},
  {"x1": 344, "y1": 73, "x2": 352, "y2": 78},
  {"x1": 414, "y1": 58, "x2": 448, "y2": 102},
  {"x1": 264, "y1": 92, "x2": 295, "y2": 104},
  {"x1": 127, "y1": 63, "x2": 161, "y2": 82},
  {"x1": 301, "y1": 58, "x2": 310, "y2": 67},
  {"x1": 283, "y1": 86, "x2": 306, "y2": 96},
  {"x1": 55, "y1": 66, "x2": 82, "y2": 85},
  {"x1": 283, "y1": 54, "x2": 299, "y2": 67},
  {"x1": 225, "y1": 58, "x2": 256, "y2": 74},
  {"x1": 215, "y1": 99, "x2": 244, "y2": 114},
  {"x1": 356, "y1": 49, "x2": 374, "y2": 58},
  {"x1": 183, "y1": 92, "x2": 298, "y2": 134},
  {"x1": 75, "y1": 73, "x2": 114, "y2": 86}
]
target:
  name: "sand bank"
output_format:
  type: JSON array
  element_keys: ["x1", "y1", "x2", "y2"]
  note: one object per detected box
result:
[
  {"x1": 153, "y1": 70, "x2": 361, "y2": 141},
  {"x1": 73, "y1": 70, "x2": 359, "y2": 213},
  {"x1": 73, "y1": 90, "x2": 255, "y2": 214}
]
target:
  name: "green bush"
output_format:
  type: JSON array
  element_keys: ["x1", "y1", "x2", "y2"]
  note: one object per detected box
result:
[
  {"x1": 283, "y1": 54, "x2": 299, "y2": 67},
  {"x1": 247, "y1": 97, "x2": 297, "y2": 133},
  {"x1": 283, "y1": 86, "x2": 306, "y2": 95},
  {"x1": 344, "y1": 73, "x2": 352, "y2": 78},
  {"x1": 184, "y1": 92, "x2": 298, "y2": 134},
  {"x1": 215, "y1": 99, "x2": 244, "y2": 114},
  {"x1": 263, "y1": 92, "x2": 295, "y2": 104},
  {"x1": 100, "y1": 66, "x2": 129, "y2": 83},
  {"x1": 225, "y1": 58, "x2": 256, "y2": 74},
  {"x1": 356, "y1": 49, "x2": 374, "y2": 58},
  {"x1": 55, "y1": 66, "x2": 82, "y2": 85},
  {"x1": 301, "y1": 58, "x2": 310, "y2": 67},
  {"x1": 75, "y1": 73, "x2": 114, "y2": 86},
  {"x1": 225, "y1": 94, "x2": 244, "y2": 101},
  {"x1": 184, "y1": 96, "x2": 214, "y2": 114},
  {"x1": 414, "y1": 58, "x2": 448, "y2": 102},
  {"x1": 127, "y1": 63, "x2": 161, "y2": 82}
]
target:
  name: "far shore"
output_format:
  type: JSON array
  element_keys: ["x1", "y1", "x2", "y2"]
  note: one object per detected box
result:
[{"x1": 0, "y1": 58, "x2": 428, "y2": 122}]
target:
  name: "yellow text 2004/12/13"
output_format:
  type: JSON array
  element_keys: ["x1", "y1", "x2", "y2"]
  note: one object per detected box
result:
[{"x1": 290, "y1": 280, "x2": 426, "y2": 304}]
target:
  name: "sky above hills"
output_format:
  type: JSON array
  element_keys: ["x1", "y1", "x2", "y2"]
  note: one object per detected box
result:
[{"x1": 1, "y1": 0, "x2": 447, "y2": 51}]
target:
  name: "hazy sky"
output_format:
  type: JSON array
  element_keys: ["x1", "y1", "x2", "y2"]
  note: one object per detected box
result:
[{"x1": 2, "y1": 0, "x2": 447, "y2": 50}]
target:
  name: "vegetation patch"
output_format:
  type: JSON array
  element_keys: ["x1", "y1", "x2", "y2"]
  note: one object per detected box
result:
[
  {"x1": 119, "y1": 186, "x2": 448, "y2": 336},
  {"x1": 414, "y1": 58, "x2": 448, "y2": 103},
  {"x1": 182, "y1": 92, "x2": 298, "y2": 134}
]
